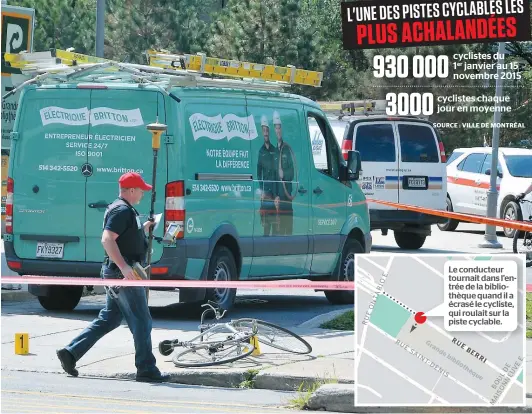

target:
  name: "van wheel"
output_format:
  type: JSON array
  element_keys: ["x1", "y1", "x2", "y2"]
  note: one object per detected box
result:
[
  {"x1": 37, "y1": 286, "x2": 84, "y2": 311},
  {"x1": 437, "y1": 197, "x2": 459, "y2": 232},
  {"x1": 324, "y1": 239, "x2": 363, "y2": 305},
  {"x1": 503, "y1": 201, "x2": 521, "y2": 238},
  {"x1": 204, "y1": 246, "x2": 237, "y2": 311},
  {"x1": 394, "y1": 231, "x2": 426, "y2": 250}
]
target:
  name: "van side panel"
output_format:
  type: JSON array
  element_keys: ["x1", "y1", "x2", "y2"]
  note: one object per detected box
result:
[
  {"x1": 181, "y1": 92, "x2": 254, "y2": 278},
  {"x1": 12, "y1": 88, "x2": 91, "y2": 261},
  {"x1": 84, "y1": 89, "x2": 168, "y2": 264},
  {"x1": 246, "y1": 98, "x2": 311, "y2": 277}
]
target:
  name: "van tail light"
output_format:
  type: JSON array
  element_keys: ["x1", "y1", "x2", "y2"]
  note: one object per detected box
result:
[
  {"x1": 6, "y1": 177, "x2": 14, "y2": 234},
  {"x1": 438, "y1": 141, "x2": 447, "y2": 163},
  {"x1": 341, "y1": 139, "x2": 352, "y2": 161},
  {"x1": 165, "y1": 181, "x2": 185, "y2": 239}
]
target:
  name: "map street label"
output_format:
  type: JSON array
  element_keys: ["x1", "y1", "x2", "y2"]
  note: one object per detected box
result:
[{"x1": 425, "y1": 261, "x2": 518, "y2": 332}]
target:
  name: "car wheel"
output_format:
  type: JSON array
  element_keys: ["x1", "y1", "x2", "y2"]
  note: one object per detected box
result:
[
  {"x1": 324, "y1": 238, "x2": 363, "y2": 305},
  {"x1": 503, "y1": 201, "x2": 521, "y2": 238},
  {"x1": 437, "y1": 197, "x2": 459, "y2": 232},
  {"x1": 394, "y1": 231, "x2": 426, "y2": 250},
  {"x1": 37, "y1": 285, "x2": 84, "y2": 311},
  {"x1": 204, "y1": 246, "x2": 237, "y2": 311}
]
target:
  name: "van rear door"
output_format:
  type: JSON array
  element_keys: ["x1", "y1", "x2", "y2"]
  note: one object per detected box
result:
[
  {"x1": 396, "y1": 121, "x2": 445, "y2": 210},
  {"x1": 12, "y1": 88, "x2": 91, "y2": 261},
  {"x1": 352, "y1": 121, "x2": 399, "y2": 211},
  {"x1": 84, "y1": 89, "x2": 167, "y2": 263}
]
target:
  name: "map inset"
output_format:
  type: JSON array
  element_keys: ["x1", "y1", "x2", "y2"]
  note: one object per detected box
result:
[{"x1": 355, "y1": 254, "x2": 525, "y2": 407}]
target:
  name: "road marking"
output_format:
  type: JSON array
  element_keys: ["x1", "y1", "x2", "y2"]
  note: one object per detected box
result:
[
  {"x1": 356, "y1": 384, "x2": 382, "y2": 398},
  {"x1": 428, "y1": 373, "x2": 444, "y2": 403},
  {"x1": 412, "y1": 256, "x2": 444, "y2": 279},
  {"x1": 358, "y1": 346, "x2": 449, "y2": 404},
  {"x1": 367, "y1": 322, "x2": 492, "y2": 404},
  {"x1": 1, "y1": 390, "x2": 288, "y2": 412}
]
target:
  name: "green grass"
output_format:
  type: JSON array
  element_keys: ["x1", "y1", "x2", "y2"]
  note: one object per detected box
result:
[
  {"x1": 320, "y1": 310, "x2": 354, "y2": 331},
  {"x1": 287, "y1": 377, "x2": 339, "y2": 410}
]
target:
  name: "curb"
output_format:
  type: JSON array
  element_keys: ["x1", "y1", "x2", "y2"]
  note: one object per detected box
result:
[
  {"x1": 307, "y1": 384, "x2": 532, "y2": 413},
  {"x1": 1, "y1": 289, "x2": 34, "y2": 302},
  {"x1": 2, "y1": 366, "x2": 342, "y2": 392}
]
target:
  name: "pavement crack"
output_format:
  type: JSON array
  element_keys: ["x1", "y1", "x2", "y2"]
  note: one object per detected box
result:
[{"x1": 1, "y1": 328, "x2": 83, "y2": 344}]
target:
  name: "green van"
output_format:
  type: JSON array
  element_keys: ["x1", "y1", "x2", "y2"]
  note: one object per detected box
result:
[{"x1": 5, "y1": 75, "x2": 371, "y2": 311}]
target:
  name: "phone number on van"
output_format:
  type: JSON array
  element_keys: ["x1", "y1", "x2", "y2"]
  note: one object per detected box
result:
[{"x1": 39, "y1": 165, "x2": 78, "y2": 172}]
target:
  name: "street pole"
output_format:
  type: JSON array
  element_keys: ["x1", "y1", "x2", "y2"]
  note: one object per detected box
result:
[
  {"x1": 95, "y1": 0, "x2": 105, "y2": 57},
  {"x1": 479, "y1": 42, "x2": 505, "y2": 249}
]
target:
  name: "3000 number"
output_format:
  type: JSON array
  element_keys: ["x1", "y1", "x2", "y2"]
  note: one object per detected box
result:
[{"x1": 386, "y1": 93, "x2": 434, "y2": 116}]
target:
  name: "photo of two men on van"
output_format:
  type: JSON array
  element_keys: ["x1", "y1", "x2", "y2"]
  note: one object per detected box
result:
[{"x1": 256, "y1": 111, "x2": 297, "y2": 237}]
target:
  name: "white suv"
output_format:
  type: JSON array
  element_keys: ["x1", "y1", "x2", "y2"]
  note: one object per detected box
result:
[{"x1": 440, "y1": 147, "x2": 532, "y2": 237}]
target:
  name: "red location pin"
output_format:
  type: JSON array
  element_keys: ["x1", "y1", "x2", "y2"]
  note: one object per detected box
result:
[{"x1": 414, "y1": 312, "x2": 427, "y2": 324}]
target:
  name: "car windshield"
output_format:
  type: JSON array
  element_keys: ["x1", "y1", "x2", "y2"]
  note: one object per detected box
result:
[{"x1": 503, "y1": 154, "x2": 532, "y2": 178}]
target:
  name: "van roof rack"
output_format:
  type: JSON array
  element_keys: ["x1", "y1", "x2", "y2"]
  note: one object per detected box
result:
[
  {"x1": 2, "y1": 48, "x2": 323, "y2": 99},
  {"x1": 317, "y1": 100, "x2": 430, "y2": 120}
]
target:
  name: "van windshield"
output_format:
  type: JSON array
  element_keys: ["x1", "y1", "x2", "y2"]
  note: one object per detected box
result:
[
  {"x1": 398, "y1": 124, "x2": 439, "y2": 163},
  {"x1": 503, "y1": 154, "x2": 532, "y2": 178}
]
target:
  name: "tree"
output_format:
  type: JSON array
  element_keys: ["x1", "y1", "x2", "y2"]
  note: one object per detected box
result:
[{"x1": 10, "y1": 0, "x2": 96, "y2": 54}]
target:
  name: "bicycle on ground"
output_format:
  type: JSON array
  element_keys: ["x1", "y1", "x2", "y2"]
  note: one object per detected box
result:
[
  {"x1": 158, "y1": 301, "x2": 312, "y2": 367},
  {"x1": 513, "y1": 199, "x2": 532, "y2": 268}
]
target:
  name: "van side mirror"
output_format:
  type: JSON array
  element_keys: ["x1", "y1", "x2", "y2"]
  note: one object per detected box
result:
[{"x1": 347, "y1": 150, "x2": 362, "y2": 181}]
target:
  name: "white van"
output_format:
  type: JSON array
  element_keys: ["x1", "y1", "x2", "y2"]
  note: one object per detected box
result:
[{"x1": 310, "y1": 106, "x2": 448, "y2": 249}]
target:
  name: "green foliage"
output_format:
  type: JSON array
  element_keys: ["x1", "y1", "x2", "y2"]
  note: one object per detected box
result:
[{"x1": 9, "y1": 0, "x2": 531, "y2": 150}]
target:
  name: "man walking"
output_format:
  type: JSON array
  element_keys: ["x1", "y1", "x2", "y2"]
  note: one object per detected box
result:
[
  {"x1": 273, "y1": 111, "x2": 296, "y2": 236},
  {"x1": 257, "y1": 115, "x2": 279, "y2": 236},
  {"x1": 56, "y1": 172, "x2": 168, "y2": 383}
]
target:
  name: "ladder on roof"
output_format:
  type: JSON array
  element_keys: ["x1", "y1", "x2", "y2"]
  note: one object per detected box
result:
[
  {"x1": 145, "y1": 50, "x2": 323, "y2": 87},
  {"x1": 317, "y1": 100, "x2": 388, "y2": 115},
  {"x1": 3, "y1": 48, "x2": 323, "y2": 89}
]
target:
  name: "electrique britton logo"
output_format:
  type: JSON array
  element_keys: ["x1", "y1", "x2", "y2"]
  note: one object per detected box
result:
[
  {"x1": 189, "y1": 113, "x2": 258, "y2": 141},
  {"x1": 40, "y1": 107, "x2": 144, "y2": 127}
]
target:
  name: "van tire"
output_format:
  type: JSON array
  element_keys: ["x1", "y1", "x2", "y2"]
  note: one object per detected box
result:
[
  {"x1": 37, "y1": 286, "x2": 84, "y2": 311},
  {"x1": 437, "y1": 197, "x2": 459, "y2": 232},
  {"x1": 394, "y1": 231, "x2": 426, "y2": 250},
  {"x1": 204, "y1": 246, "x2": 238, "y2": 311},
  {"x1": 324, "y1": 239, "x2": 363, "y2": 305}
]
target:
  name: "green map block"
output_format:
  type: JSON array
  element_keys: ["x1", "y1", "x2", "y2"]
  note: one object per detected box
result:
[{"x1": 369, "y1": 294, "x2": 412, "y2": 338}]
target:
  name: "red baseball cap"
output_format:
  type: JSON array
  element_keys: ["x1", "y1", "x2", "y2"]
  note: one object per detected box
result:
[{"x1": 118, "y1": 172, "x2": 152, "y2": 191}]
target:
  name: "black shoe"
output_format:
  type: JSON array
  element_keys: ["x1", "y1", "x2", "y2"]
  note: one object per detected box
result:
[
  {"x1": 56, "y1": 348, "x2": 79, "y2": 377},
  {"x1": 135, "y1": 371, "x2": 170, "y2": 383}
]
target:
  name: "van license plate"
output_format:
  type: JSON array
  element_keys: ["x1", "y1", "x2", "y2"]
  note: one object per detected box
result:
[
  {"x1": 36, "y1": 242, "x2": 64, "y2": 259},
  {"x1": 404, "y1": 176, "x2": 427, "y2": 189}
]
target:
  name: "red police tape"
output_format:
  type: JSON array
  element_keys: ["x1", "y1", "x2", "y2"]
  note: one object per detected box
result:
[
  {"x1": 366, "y1": 198, "x2": 532, "y2": 232},
  {"x1": 0, "y1": 276, "x2": 353, "y2": 290},
  {"x1": 1, "y1": 276, "x2": 531, "y2": 292},
  {"x1": 2, "y1": 200, "x2": 530, "y2": 291}
]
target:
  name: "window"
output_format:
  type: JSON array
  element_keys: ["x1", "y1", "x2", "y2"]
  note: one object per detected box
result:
[
  {"x1": 397, "y1": 124, "x2": 439, "y2": 163},
  {"x1": 307, "y1": 114, "x2": 341, "y2": 180},
  {"x1": 503, "y1": 154, "x2": 532, "y2": 178},
  {"x1": 354, "y1": 123, "x2": 395, "y2": 162},
  {"x1": 447, "y1": 151, "x2": 464, "y2": 165},
  {"x1": 480, "y1": 154, "x2": 501, "y2": 175},
  {"x1": 460, "y1": 153, "x2": 486, "y2": 173}
]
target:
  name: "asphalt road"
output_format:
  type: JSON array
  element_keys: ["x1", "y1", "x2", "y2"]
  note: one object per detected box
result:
[{"x1": 1, "y1": 371, "x2": 300, "y2": 413}]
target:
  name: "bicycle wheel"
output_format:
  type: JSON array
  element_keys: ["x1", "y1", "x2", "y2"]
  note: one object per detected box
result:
[
  {"x1": 232, "y1": 319, "x2": 312, "y2": 354},
  {"x1": 172, "y1": 340, "x2": 255, "y2": 368},
  {"x1": 514, "y1": 230, "x2": 532, "y2": 267}
]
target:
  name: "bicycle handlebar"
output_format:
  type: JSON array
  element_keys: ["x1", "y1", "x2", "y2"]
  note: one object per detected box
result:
[{"x1": 200, "y1": 302, "x2": 227, "y2": 319}]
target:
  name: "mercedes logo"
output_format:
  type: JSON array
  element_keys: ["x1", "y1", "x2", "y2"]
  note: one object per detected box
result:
[{"x1": 81, "y1": 163, "x2": 93, "y2": 177}]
